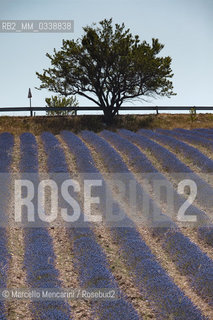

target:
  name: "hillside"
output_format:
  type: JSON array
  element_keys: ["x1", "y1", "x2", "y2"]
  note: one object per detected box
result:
[{"x1": 1, "y1": 113, "x2": 213, "y2": 135}]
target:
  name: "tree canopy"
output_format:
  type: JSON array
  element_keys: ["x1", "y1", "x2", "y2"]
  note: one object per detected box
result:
[{"x1": 36, "y1": 18, "x2": 176, "y2": 123}]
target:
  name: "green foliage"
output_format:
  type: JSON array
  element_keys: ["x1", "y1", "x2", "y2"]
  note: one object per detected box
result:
[
  {"x1": 189, "y1": 107, "x2": 197, "y2": 122},
  {"x1": 36, "y1": 18, "x2": 176, "y2": 123},
  {"x1": 45, "y1": 95, "x2": 78, "y2": 116}
]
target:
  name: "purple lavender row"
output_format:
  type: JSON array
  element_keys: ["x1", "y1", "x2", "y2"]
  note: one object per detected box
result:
[
  {"x1": 0, "y1": 133, "x2": 14, "y2": 319},
  {"x1": 174, "y1": 128, "x2": 213, "y2": 142},
  {"x1": 0, "y1": 133, "x2": 14, "y2": 172},
  {"x1": 80, "y1": 130, "x2": 212, "y2": 313},
  {"x1": 192, "y1": 128, "x2": 213, "y2": 135},
  {"x1": 158, "y1": 129, "x2": 213, "y2": 151},
  {"x1": 100, "y1": 130, "x2": 213, "y2": 245},
  {"x1": 138, "y1": 129, "x2": 213, "y2": 173},
  {"x1": 61, "y1": 130, "x2": 204, "y2": 320},
  {"x1": 119, "y1": 129, "x2": 213, "y2": 221},
  {"x1": 190, "y1": 129, "x2": 213, "y2": 140},
  {"x1": 20, "y1": 133, "x2": 72, "y2": 320},
  {"x1": 193, "y1": 128, "x2": 213, "y2": 133},
  {"x1": 175, "y1": 128, "x2": 213, "y2": 137},
  {"x1": 42, "y1": 131, "x2": 139, "y2": 320}
]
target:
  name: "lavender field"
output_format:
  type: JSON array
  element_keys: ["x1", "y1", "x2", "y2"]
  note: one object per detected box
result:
[{"x1": 0, "y1": 128, "x2": 213, "y2": 319}]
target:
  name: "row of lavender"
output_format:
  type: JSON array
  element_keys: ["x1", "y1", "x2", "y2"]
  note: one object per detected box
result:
[
  {"x1": 61, "y1": 130, "x2": 205, "y2": 319},
  {"x1": 0, "y1": 133, "x2": 14, "y2": 319}
]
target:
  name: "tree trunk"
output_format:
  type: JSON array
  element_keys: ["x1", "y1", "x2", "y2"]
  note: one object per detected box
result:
[{"x1": 103, "y1": 109, "x2": 114, "y2": 125}]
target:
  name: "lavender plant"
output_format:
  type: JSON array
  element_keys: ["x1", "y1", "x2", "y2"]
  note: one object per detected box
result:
[{"x1": 0, "y1": 132, "x2": 14, "y2": 319}]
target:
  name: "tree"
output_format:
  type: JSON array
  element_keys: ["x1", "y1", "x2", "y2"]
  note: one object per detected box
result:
[
  {"x1": 45, "y1": 95, "x2": 78, "y2": 116},
  {"x1": 36, "y1": 18, "x2": 176, "y2": 124}
]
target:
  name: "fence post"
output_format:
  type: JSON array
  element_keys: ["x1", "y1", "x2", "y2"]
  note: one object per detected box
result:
[{"x1": 156, "y1": 106, "x2": 159, "y2": 115}]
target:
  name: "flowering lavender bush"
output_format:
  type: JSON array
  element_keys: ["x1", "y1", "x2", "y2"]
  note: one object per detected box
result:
[
  {"x1": 20, "y1": 133, "x2": 71, "y2": 319},
  {"x1": 0, "y1": 226, "x2": 9, "y2": 318},
  {"x1": 0, "y1": 133, "x2": 14, "y2": 220},
  {"x1": 41, "y1": 132, "x2": 68, "y2": 173},
  {"x1": 62, "y1": 130, "x2": 204, "y2": 319},
  {"x1": 0, "y1": 133, "x2": 14, "y2": 319},
  {"x1": 138, "y1": 129, "x2": 213, "y2": 172},
  {"x1": 0, "y1": 132, "x2": 14, "y2": 172},
  {"x1": 20, "y1": 132, "x2": 38, "y2": 172}
]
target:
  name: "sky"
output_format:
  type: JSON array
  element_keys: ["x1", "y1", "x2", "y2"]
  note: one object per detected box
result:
[{"x1": 0, "y1": 0, "x2": 213, "y2": 115}]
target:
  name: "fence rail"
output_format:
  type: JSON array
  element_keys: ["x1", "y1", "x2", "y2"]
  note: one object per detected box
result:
[{"x1": 0, "y1": 106, "x2": 213, "y2": 116}]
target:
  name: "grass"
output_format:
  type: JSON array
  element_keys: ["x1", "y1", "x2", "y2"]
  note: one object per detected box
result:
[{"x1": 0, "y1": 113, "x2": 213, "y2": 135}]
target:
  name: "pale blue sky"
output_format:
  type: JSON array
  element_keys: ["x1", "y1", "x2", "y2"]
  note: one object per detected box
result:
[{"x1": 0, "y1": 0, "x2": 212, "y2": 115}]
